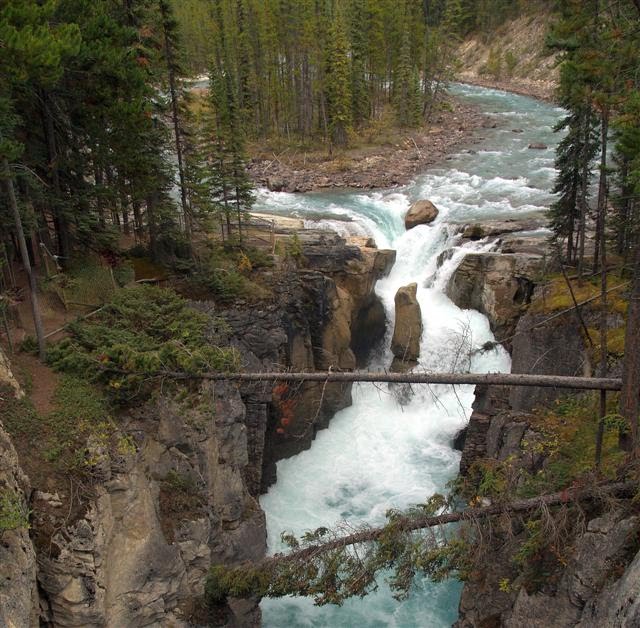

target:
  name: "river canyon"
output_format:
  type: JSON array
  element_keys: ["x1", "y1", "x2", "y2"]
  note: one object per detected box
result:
[{"x1": 256, "y1": 84, "x2": 564, "y2": 627}]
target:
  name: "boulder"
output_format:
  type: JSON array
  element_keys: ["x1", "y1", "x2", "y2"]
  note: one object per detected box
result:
[
  {"x1": 528, "y1": 143, "x2": 548, "y2": 150},
  {"x1": 405, "y1": 200, "x2": 439, "y2": 230},
  {"x1": 391, "y1": 283, "x2": 422, "y2": 362},
  {"x1": 266, "y1": 176, "x2": 285, "y2": 192}
]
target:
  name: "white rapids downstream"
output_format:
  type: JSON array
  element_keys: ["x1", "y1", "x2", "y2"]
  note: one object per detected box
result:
[{"x1": 256, "y1": 84, "x2": 564, "y2": 627}]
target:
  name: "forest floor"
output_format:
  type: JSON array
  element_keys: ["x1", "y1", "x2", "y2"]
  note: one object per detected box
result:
[{"x1": 246, "y1": 95, "x2": 490, "y2": 193}]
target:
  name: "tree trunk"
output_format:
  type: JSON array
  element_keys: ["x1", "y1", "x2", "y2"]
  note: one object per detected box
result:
[
  {"x1": 41, "y1": 91, "x2": 71, "y2": 264},
  {"x1": 595, "y1": 111, "x2": 608, "y2": 463},
  {"x1": 577, "y1": 105, "x2": 592, "y2": 280},
  {"x1": 160, "y1": 1, "x2": 191, "y2": 251},
  {"x1": 2, "y1": 158, "x2": 46, "y2": 360},
  {"x1": 108, "y1": 368, "x2": 623, "y2": 391},
  {"x1": 619, "y1": 241, "x2": 640, "y2": 454}
]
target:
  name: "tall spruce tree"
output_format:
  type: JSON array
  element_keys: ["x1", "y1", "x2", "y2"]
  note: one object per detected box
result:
[{"x1": 325, "y1": 12, "x2": 352, "y2": 148}]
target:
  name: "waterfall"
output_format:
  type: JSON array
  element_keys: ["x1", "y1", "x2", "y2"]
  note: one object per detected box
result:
[{"x1": 257, "y1": 84, "x2": 563, "y2": 627}]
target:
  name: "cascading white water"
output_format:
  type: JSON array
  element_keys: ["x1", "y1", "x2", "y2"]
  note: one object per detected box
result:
[{"x1": 257, "y1": 84, "x2": 563, "y2": 627}]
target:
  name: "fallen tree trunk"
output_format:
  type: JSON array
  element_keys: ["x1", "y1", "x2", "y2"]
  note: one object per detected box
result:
[
  {"x1": 263, "y1": 480, "x2": 634, "y2": 568},
  {"x1": 206, "y1": 481, "x2": 636, "y2": 605},
  {"x1": 140, "y1": 369, "x2": 622, "y2": 391}
]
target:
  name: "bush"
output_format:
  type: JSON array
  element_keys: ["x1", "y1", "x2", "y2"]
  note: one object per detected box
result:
[
  {"x1": 47, "y1": 285, "x2": 239, "y2": 401},
  {"x1": 113, "y1": 261, "x2": 136, "y2": 286},
  {"x1": 0, "y1": 490, "x2": 29, "y2": 535},
  {"x1": 480, "y1": 48, "x2": 502, "y2": 79},
  {"x1": 504, "y1": 50, "x2": 518, "y2": 76}
]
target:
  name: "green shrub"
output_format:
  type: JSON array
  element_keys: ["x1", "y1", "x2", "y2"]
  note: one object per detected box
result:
[
  {"x1": 285, "y1": 233, "x2": 305, "y2": 262},
  {"x1": 481, "y1": 48, "x2": 502, "y2": 79},
  {"x1": 0, "y1": 489, "x2": 29, "y2": 535},
  {"x1": 47, "y1": 285, "x2": 239, "y2": 400},
  {"x1": 19, "y1": 335, "x2": 38, "y2": 355},
  {"x1": 504, "y1": 50, "x2": 518, "y2": 76},
  {"x1": 113, "y1": 261, "x2": 136, "y2": 286}
]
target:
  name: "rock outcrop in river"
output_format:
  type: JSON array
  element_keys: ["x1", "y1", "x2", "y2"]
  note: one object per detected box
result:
[
  {"x1": 390, "y1": 283, "x2": 423, "y2": 371},
  {"x1": 405, "y1": 200, "x2": 440, "y2": 230}
]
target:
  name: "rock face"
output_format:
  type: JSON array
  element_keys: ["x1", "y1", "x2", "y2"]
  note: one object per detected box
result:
[
  {"x1": 0, "y1": 346, "x2": 24, "y2": 399},
  {"x1": 36, "y1": 381, "x2": 265, "y2": 628},
  {"x1": 446, "y1": 252, "x2": 543, "y2": 344},
  {"x1": 404, "y1": 200, "x2": 439, "y2": 230},
  {"x1": 504, "y1": 511, "x2": 640, "y2": 628},
  {"x1": 390, "y1": 283, "x2": 422, "y2": 368},
  {"x1": 218, "y1": 231, "x2": 395, "y2": 489},
  {"x1": 0, "y1": 356, "x2": 38, "y2": 628},
  {"x1": 509, "y1": 312, "x2": 591, "y2": 412},
  {"x1": 297, "y1": 230, "x2": 395, "y2": 365},
  {"x1": 0, "y1": 230, "x2": 395, "y2": 627},
  {"x1": 460, "y1": 219, "x2": 543, "y2": 241}
]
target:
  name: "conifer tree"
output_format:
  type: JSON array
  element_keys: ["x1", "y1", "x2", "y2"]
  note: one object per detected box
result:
[
  {"x1": 158, "y1": 0, "x2": 191, "y2": 247},
  {"x1": 393, "y1": 27, "x2": 423, "y2": 127},
  {"x1": 325, "y1": 12, "x2": 352, "y2": 148}
]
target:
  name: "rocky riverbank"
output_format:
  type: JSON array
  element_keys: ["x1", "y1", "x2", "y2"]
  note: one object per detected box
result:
[
  {"x1": 248, "y1": 96, "x2": 488, "y2": 193},
  {"x1": 456, "y1": 73, "x2": 557, "y2": 104}
]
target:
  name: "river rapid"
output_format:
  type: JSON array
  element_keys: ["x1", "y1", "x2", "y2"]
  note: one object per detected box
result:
[{"x1": 255, "y1": 84, "x2": 564, "y2": 627}]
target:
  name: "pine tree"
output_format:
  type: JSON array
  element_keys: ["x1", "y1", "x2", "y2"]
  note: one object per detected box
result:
[
  {"x1": 349, "y1": 0, "x2": 370, "y2": 127},
  {"x1": 393, "y1": 28, "x2": 423, "y2": 127},
  {"x1": 325, "y1": 12, "x2": 352, "y2": 148},
  {"x1": 549, "y1": 103, "x2": 598, "y2": 265},
  {"x1": 0, "y1": 0, "x2": 80, "y2": 356},
  {"x1": 158, "y1": 0, "x2": 192, "y2": 249}
]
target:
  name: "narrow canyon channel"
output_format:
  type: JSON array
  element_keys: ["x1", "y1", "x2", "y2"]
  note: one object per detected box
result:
[{"x1": 256, "y1": 84, "x2": 564, "y2": 627}]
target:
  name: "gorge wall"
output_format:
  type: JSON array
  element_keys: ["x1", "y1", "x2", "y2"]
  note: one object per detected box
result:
[
  {"x1": 447, "y1": 245, "x2": 639, "y2": 628},
  {"x1": 0, "y1": 232, "x2": 394, "y2": 628}
]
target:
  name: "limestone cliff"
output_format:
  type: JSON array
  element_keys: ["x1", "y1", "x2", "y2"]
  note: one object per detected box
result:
[
  {"x1": 36, "y1": 381, "x2": 263, "y2": 628},
  {"x1": 0, "y1": 349, "x2": 38, "y2": 628},
  {"x1": 455, "y1": 271, "x2": 639, "y2": 628},
  {"x1": 0, "y1": 231, "x2": 394, "y2": 627},
  {"x1": 446, "y1": 251, "x2": 542, "y2": 347}
]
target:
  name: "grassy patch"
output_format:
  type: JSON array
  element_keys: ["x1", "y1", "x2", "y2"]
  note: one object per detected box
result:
[
  {"x1": 522, "y1": 393, "x2": 625, "y2": 496},
  {"x1": 188, "y1": 243, "x2": 272, "y2": 303},
  {"x1": 43, "y1": 261, "x2": 132, "y2": 309},
  {"x1": 531, "y1": 273, "x2": 628, "y2": 315},
  {"x1": 0, "y1": 489, "x2": 29, "y2": 535},
  {"x1": 1, "y1": 377, "x2": 117, "y2": 482}
]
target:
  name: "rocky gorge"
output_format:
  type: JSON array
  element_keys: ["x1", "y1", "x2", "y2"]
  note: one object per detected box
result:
[
  {"x1": 2, "y1": 81, "x2": 636, "y2": 628},
  {"x1": 0, "y1": 231, "x2": 396, "y2": 627}
]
